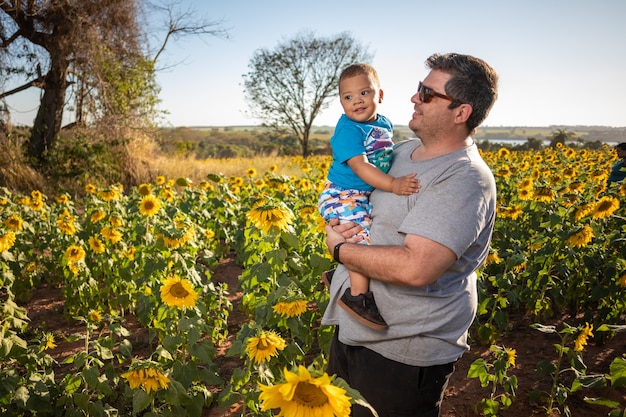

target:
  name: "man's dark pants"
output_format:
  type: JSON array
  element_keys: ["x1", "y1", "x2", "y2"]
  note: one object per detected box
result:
[{"x1": 328, "y1": 328, "x2": 455, "y2": 417}]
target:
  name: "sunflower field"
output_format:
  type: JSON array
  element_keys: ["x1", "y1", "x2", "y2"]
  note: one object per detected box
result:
[{"x1": 1, "y1": 143, "x2": 625, "y2": 416}]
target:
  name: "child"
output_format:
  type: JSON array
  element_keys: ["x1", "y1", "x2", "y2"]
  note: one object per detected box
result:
[{"x1": 318, "y1": 63, "x2": 420, "y2": 330}]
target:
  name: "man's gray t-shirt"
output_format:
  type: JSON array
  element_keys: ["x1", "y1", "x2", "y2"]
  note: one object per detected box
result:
[{"x1": 321, "y1": 138, "x2": 497, "y2": 367}]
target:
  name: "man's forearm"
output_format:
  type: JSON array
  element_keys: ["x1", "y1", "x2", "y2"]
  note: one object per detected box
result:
[{"x1": 334, "y1": 235, "x2": 457, "y2": 288}]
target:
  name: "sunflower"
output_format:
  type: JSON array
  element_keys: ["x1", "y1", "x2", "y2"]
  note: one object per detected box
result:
[
  {"x1": 496, "y1": 165, "x2": 511, "y2": 178},
  {"x1": 269, "y1": 164, "x2": 278, "y2": 173},
  {"x1": 161, "y1": 225, "x2": 194, "y2": 248},
  {"x1": 517, "y1": 188, "x2": 532, "y2": 200},
  {"x1": 533, "y1": 186, "x2": 555, "y2": 203},
  {"x1": 562, "y1": 167, "x2": 576, "y2": 179},
  {"x1": 618, "y1": 274, "x2": 626, "y2": 287},
  {"x1": 55, "y1": 194, "x2": 70, "y2": 204},
  {"x1": 246, "y1": 201, "x2": 294, "y2": 233},
  {"x1": 568, "y1": 181, "x2": 584, "y2": 192},
  {"x1": 573, "y1": 203, "x2": 594, "y2": 221},
  {"x1": 29, "y1": 198, "x2": 44, "y2": 211},
  {"x1": 160, "y1": 275, "x2": 198, "y2": 309},
  {"x1": 155, "y1": 175, "x2": 166, "y2": 185},
  {"x1": 505, "y1": 348, "x2": 517, "y2": 367},
  {"x1": 259, "y1": 366, "x2": 351, "y2": 417},
  {"x1": 64, "y1": 245, "x2": 86, "y2": 262},
  {"x1": 137, "y1": 183, "x2": 152, "y2": 196},
  {"x1": 246, "y1": 168, "x2": 257, "y2": 178},
  {"x1": 245, "y1": 330, "x2": 287, "y2": 363},
  {"x1": 139, "y1": 195, "x2": 162, "y2": 217},
  {"x1": 101, "y1": 226, "x2": 123, "y2": 244},
  {"x1": 4, "y1": 214, "x2": 24, "y2": 231},
  {"x1": 88, "y1": 236, "x2": 106, "y2": 254},
  {"x1": 498, "y1": 205, "x2": 522, "y2": 220},
  {"x1": 298, "y1": 205, "x2": 317, "y2": 219},
  {"x1": 518, "y1": 178, "x2": 534, "y2": 190},
  {"x1": 161, "y1": 187, "x2": 175, "y2": 202},
  {"x1": 198, "y1": 181, "x2": 214, "y2": 191},
  {"x1": 57, "y1": 218, "x2": 77, "y2": 235},
  {"x1": 84, "y1": 183, "x2": 97, "y2": 194},
  {"x1": 273, "y1": 300, "x2": 308, "y2": 318},
  {"x1": 109, "y1": 216, "x2": 123, "y2": 227},
  {"x1": 573, "y1": 323, "x2": 593, "y2": 352},
  {"x1": 565, "y1": 225, "x2": 594, "y2": 248},
  {"x1": 43, "y1": 333, "x2": 57, "y2": 350},
  {"x1": 90, "y1": 210, "x2": 106, "y2": 223},
  {"x1": 0, "y1": 231, "x2": 16, "y2": 252},
  {"x1": 122, "y1": 363, "x2": 170, "y2": 394},
  {"x1": 231, "y1": 176, "x2": 245, "y2": 187},
  {"x1": 88, "y1": 310, "x2": 102, "y2": 323},
  {"x1": 496, "y1": 148, "x2": 510, "y2": 158},
  {"x1": 484, "y1": 251, "x2": 502, "y2": 266},
  {"x1": 67, "y1": 262, "x2": 80, "y2": 277},
  {"x1": 98, "y1": 187, "x2": 120, "y2": 202},
  {"x1": 176, "y1": 177, "x2": 192, "y2": 187},
  {"x1": 591, "y1": 196, "x2": 619, "y2": 220}
]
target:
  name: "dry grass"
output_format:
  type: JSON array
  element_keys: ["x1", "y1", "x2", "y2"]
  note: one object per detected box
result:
[
  {"x1": 0, "y1": 141, "x2": 47, "y2": 195},
  {"x1": 147, "y1": 153, "x2": 311, "y2": 182},
  {"x1": 1, "y1": 132, "x2": 324, "y2": 197}
]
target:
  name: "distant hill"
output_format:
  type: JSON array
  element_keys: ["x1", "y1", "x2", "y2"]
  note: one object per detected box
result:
[
  {"x1": 158, "y1": 125, "x2": 626, "y2": 158},
  {"x1": 175, "y1": 124, "x2": 626, "y2": 144}
]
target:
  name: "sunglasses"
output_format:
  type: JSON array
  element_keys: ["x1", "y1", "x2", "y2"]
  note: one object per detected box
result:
[{"x1": 417, "y1": 81, "x2": 455, "y2": 103}]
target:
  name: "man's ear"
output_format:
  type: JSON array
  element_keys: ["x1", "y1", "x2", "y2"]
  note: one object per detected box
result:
[
  {"x1": 454, "y1": 103, "x2": 472, "y2": 124},
  {"x1": 378, "y1": 89, "x2": 384, "y2": 103}
]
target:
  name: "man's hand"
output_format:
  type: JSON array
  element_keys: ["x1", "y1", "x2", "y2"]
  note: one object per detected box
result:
[{"x1": 325, "y1": 219, "x2": 363, "y2": 253}]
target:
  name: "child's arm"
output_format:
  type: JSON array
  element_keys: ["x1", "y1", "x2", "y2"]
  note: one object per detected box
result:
[{"x1": 347, "y1": 155, "x2": 420, "y2": 195}]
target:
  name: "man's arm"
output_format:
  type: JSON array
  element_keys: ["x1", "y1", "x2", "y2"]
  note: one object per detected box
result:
[{"x1": 326, "y1": 222, "x2": 456, "y2": 287}]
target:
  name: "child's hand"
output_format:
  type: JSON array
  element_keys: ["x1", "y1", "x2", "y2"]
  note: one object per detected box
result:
[{"x1": 391, "y1": 174, "x2": 420, "y2": 196}]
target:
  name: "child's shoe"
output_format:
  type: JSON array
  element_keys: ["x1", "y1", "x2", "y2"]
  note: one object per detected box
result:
[
  {"x1": 337, "y1": 288, "x2": 387, "y2": 331},
  {"x1": 321, "y1": 269, "x2": 335, "y2": 290}
]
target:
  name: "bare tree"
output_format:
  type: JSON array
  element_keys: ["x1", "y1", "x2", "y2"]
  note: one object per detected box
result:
[
  {"x1": 243, "y1": 31, "x2": 372, "y2": 156},
  {"x1": 0, "y1": 0, "x2": 228, "y2": 165}
]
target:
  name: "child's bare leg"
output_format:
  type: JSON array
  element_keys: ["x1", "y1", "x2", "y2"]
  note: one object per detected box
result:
[{"x1": 348, "y1": 270, "x2": 369, "y2": 296}]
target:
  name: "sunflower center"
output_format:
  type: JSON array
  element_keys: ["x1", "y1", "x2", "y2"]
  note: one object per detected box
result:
[
  {"x1": 257, "y1": 338, "x2": 270, "y2": 350},
  {"x1": 170, "y1": 282, "x2": 190, "y2": 298},
  {"x1": 293, "y1": 381, "x2": 328, "y2": 407},
  {"x1": 144, "y1": 201, "x2": 155, "y2": 210}
]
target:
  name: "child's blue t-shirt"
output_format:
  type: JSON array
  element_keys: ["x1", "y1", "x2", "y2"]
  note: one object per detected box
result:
[{"x1": 327, "y1": 114, "x2": 394, "y2": 191}]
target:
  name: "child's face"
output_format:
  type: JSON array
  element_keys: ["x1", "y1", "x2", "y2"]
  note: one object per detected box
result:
[{"x1": 339, "y1": 73, "x2": 383, "y2": 123}]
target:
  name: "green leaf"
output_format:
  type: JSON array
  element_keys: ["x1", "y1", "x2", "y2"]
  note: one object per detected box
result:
[
  {"x1": 583, "y1": 397, "x2": 621, "y2": 408},
  {"x1": 132, "y1": 389, "x2": 152, "y2": 414},
  {"x1": 64, "y1": 374, "x2": 83, "y2": 395},
  {"x1": 118, "y1": 339, "x2": 133, "y2": 357},
  {"x1": 609, "y1": 356, "x2": 626, "y2": 388},
  {"x1": 535, "y1": 360, "x2": 557, "y2": 376},
  {"x1": 333, "y1": 377, "x2": 379, "y2": 417}
]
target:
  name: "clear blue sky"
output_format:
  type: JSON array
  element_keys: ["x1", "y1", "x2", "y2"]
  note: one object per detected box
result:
[{"x1": 7, "y1": 0, "x2": 626, "y2": 128}]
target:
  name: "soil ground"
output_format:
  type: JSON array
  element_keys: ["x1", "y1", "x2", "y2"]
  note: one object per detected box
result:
[{"x1": 24, "y1": 254, "x2": 625, "y2": 417}]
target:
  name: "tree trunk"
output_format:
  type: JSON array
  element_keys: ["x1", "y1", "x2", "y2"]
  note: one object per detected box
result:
[{"x1": 28, "y1": 58, "x2": 68, "y2": 164}]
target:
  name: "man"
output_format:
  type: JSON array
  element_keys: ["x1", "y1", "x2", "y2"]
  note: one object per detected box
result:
[
  {"x1": 323, "y1": 53, "x2": 498, "y2": 417},
  {"x1": 608, "y1": 142, "x2": 626, "y2": 185}
]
